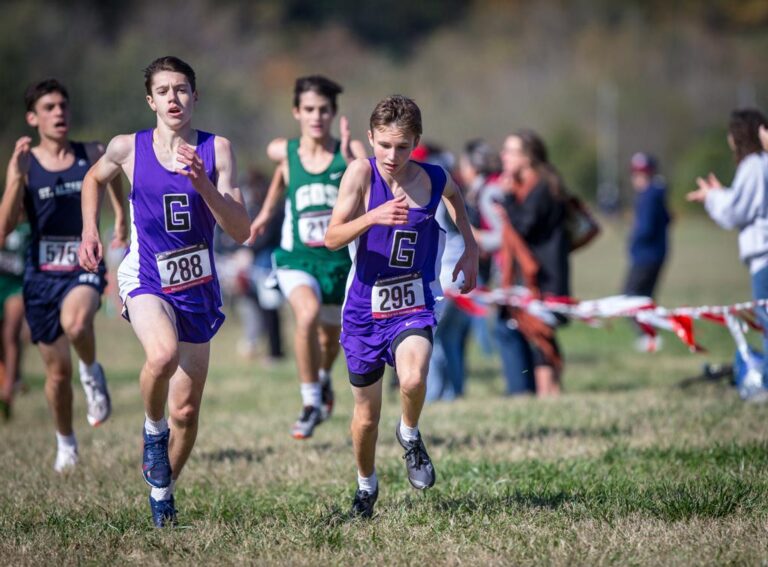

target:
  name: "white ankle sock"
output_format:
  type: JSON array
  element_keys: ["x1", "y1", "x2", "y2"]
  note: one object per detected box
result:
[
  {"x1": 399, "y1": 420, "x2": 419, "y2": 443},
  {"x1": 319, "y1": 369, "x2": 331, "y2": 385},
  {"x1": 56, "y1": 432, "x2": 77, "y2": 451},
  {"x1": 300, "y1": 382, "x2": 322, "y2": 408},
  {"x1": 151, "y1": 479, "x2": 176, "y2": 501},
  {"x1": 357, "y1": 471, "x2": 378, "y2": 493},
  {"x1": 78, "y1": 360, "x2": 99, "y2": 380},
  {"x1": 144, "y1": 415, "x2": 168, "y2": 435}
]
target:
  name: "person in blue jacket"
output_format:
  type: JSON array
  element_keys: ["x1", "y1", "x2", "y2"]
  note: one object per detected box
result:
[{"x1": 623, "y1": 152, "x2": 670, "y2": 299}]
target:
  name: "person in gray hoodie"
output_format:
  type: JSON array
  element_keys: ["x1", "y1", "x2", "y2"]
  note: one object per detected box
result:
[{"x1": 687, "y1": 108, "x2": 768, "y2": 396}]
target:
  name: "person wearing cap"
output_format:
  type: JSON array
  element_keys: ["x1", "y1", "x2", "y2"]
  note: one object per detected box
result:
[{"x1": 623, "y1": 152, "x2": 670, "y2": 301}]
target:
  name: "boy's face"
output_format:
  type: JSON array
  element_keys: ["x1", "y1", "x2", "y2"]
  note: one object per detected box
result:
[
  {"x1": 293, "y1": 90, "x2": 335, "y2": 139},
  {"x1": 368, "y1": 125, "x2": 419, "y2": 176},
  {"x1": 146, "y1": 71, "x2": 196, "y2": 128},
  {"x1": 26, "y1": 92, "x2": 69, "y2": 141}
]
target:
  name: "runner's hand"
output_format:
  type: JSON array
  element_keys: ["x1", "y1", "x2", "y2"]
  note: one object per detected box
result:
[
  {"x1": 368, "y1": 194, "x2": 409, "y2": 226},
  {"x1": 246, "y1": 213, "x2": 269, "y2": 245},
  {"x1": 79, "y1": 231, "x2": 103, "y2": 272},
  {"x1": 453, "y1": 245, "x2": 478, "y2": 294},
  {"x1": 340, "y1": 116, "x2": 353, "y2": 163},
  {"x1": 9, "y1": 137, "x2": 32, "y2": 177},
  {"x1": 176, "y1": 144, "x2": 214, "y2": 194}
]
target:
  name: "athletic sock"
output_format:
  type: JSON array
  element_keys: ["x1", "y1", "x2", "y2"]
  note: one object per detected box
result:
[
  {"x1": 56, "y1": 432, "x2": 77, "y2": 451},
  {"x1": 319, "y1": 368, "x2": 331, "y2": 386},
  {"x1": 151, "y1": 479, "x2": 176, "y2": 502},
  {"x1": 399, "y1": 419, "x2": 419, "y2": 443},
  {"x1": 144, "y1": 414, "x2": 168, "y2": 436},
  {"x1": 300, "y1": 382, "x2": 322, "y2": 408},
  {"x1": 78, "y1": 360, "x2": 100, "y2": 380},
  {"x1": 357, "y1": 470, "x2": 378, "y2": 494}
]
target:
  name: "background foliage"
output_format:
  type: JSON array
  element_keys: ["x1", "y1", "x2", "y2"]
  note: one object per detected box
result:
[{"x1": 2, "y1": 0, "x2": 767, "y2": 209}]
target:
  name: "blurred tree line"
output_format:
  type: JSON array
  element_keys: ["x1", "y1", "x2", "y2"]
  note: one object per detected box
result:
[{"x1": 1, "y1": 0, "x2": 767, "y2": 211}]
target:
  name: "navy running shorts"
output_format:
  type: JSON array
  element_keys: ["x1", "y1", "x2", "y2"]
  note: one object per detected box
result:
[{"x1": 23, "y1": 265, "x2": 106, "y2": 345}]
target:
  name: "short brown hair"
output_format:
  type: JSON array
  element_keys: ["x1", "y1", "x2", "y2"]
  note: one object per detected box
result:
[
  {"x1": 293, "y1": 76, "x2": 343, "y2": 112},
  {"x1": 24, "y1": 79, "x2": 68, "y2": 112},
  {"x1": 143, "y1": 56, "x2": 196, "y2": 95},
  {"x1": 369, "y1": 95, "x2": 422, "y2": 138}
]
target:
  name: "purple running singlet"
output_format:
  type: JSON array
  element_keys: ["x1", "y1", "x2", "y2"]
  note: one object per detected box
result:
[
  {"x1": 341, "y1": 158, "x2": 446, "y2": 385},
  {"x1": 118, "y1": 129, "x2": 224, "y2": 343}
]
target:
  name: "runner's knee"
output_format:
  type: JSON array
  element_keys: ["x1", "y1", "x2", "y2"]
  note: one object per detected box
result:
[
  {"x1": 398, "y1": 367, "x2": 425, "y2": 395},
  {"x1": 170, "y1": 401, "x2": 199, "y2": 428},
  {"x1": 353, "y1": 407, "x2": 380, "y2": 433},
  {"x1": 145, "y1": 348, "x2": 179, "y2": 380},
  {"x1": 45, "y1": 361, "x2": 71, "y2": 385},
  {"x1": 62, "y1": 317, "x2": 90, "y2": 343},
  {"x1": 294, "y1": 306, "x2": 319, "y2": 331}
]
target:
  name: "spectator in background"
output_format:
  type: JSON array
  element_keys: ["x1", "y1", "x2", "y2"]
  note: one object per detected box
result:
[
  {"x1": 416, "y1": 143, "x2": 472, "y2": 402},
  {"x1": 687, "y1": 108, "x2": 768, "y2": 400},
  {"x1": 463, "y1": 140, "x2": 504, "y2": 287},
  {"x1": 247, "y1": 168, "x2": 284, "y2": 363},
  {"x1": 214, "y1": 169, "x2": 284, "y2": 362},
  {"x1": 497, "y1": 129, "x2": 570, "y2": 397},
  {"x1": 460, "y1": 141, "x2": 503, "y2": 352},
  {"x1": 624, "y1": 153, "x2": 670, "y2": 300}
]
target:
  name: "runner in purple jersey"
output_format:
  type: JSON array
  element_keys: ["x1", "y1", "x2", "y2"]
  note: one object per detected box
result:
[
  {"x1": 79, "y1": 56, "x2": 249, "y2": 528},
  {"x1": 325, "y1": 95, "x2": 478, "y2": 517}
]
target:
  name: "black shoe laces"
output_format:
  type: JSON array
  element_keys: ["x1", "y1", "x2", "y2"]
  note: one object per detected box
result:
[{"x1": 402, "y1": 438, "x2": 429, "y2": 469}]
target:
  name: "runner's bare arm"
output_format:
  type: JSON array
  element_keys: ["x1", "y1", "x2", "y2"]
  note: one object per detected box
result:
[
  {"x1": 267, "y1": 138, "x2": 288, "y2": 163},
  {"x1": 325, "y1": 159, "x2": 408, "y2": 250},
  {"x1": 86, "y1": 142, "x2": 127, "y2": 248},
  {"x1": 0, "y1": 136, "x2": 32, "y2": 242},
  {"x1": 176, "y1": 136, "x2": 249, "y2": 243},
  {"x1": 80, "y1": 134, "x2": 134, "y2": 272},
  {"x1": 247, "y1": 162, "x2": 287, "y2": 244},
  {"x1": 442, "y1": 175, "x2": 479, "y2": 293},
  {"x1": 339, "y1": 116, "x2": 367, "y2": 163}
]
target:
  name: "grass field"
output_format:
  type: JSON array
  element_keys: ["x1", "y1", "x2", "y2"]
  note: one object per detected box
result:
[{"x1": 2, "y1": 217, "x2": 767, "y2": 565}]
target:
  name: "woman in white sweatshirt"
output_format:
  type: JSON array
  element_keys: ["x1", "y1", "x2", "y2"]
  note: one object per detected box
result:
[{"x1": 688, "y1": 108, "x2": 768, "y2": 396}]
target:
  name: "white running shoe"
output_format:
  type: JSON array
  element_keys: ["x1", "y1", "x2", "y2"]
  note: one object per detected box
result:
[
  {"x1": 80, "y1": 363, "x2": 112, "y2": 427},
  {"x1": 54, "y1": 446, "x2": 79, "y2": 473}
]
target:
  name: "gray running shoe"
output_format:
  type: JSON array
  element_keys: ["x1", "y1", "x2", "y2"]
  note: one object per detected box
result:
[
  {"x1": 81, "y1": 363, "x2": 111, "y2": 427},
  {"x1": 291, "y1": 405, "x2": 323, "y2": 439},
  {"x1": 395, "y1": 422, "x2": 436, "y2": 490}
]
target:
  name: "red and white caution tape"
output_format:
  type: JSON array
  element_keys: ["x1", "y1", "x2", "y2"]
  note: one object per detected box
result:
[{"x1": 445, "y1": 286, "x2": 767, "y2": 353}]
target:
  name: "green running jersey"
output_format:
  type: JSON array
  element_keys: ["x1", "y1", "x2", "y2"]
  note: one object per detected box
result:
[{"x1": 274, "y1": 138, "x2": 352, "y2": 304}]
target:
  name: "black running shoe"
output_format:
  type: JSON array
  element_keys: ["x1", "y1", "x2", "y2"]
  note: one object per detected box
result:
[
  {"x1": 321, "y1": 380, "x2": 334, "y2": 420},
  {"x1": 395, "y1": 422, "x2": 436, "y2": 490},
  {"x1": 291, "y1": 405, "x2": 324, "y2": 439},
  {"x1": 350, "y1": 487, "x2": 378, "y2": 518}
]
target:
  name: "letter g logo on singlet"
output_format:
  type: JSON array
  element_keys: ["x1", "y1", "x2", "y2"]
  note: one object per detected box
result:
[
  {"x1": 390, "y1": 230, "x2": 418, "y2": 268},
  {"x1": 163, "y1": 194, "x2": 191, "y2": 232}
]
